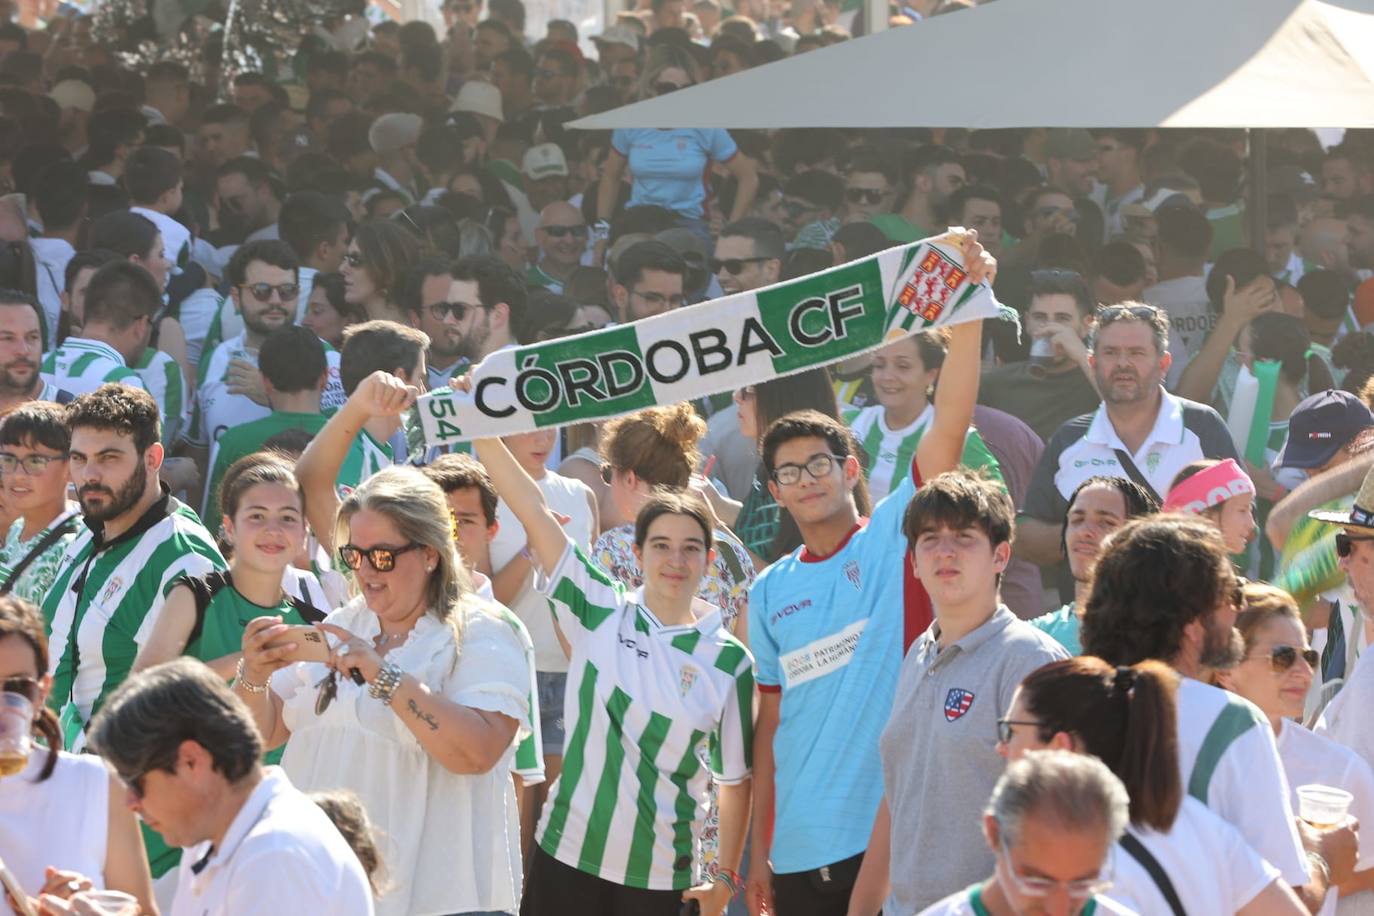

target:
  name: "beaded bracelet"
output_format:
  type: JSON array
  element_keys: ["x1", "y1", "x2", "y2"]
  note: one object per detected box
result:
[
  {"x1": 234, "y1": 658, "x2": 269, "y2": 694},
  {"x1": 713, "y1": 867, "x2": 743, "y2": 898},
  {"x1": 368, "y1": 661, "x2": 404, "y2": 705}
]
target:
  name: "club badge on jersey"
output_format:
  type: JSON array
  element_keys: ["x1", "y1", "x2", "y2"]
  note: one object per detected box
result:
[
  {"x1": 944, "y1": 688, "x2": 975, "y2": 722},
  {"x1": 843, "y1": 559, "x2": 861, "y2": 590}
]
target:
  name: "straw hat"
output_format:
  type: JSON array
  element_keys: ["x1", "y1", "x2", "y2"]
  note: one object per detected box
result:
[{"x1": 1309, "y1": 463, "x2": 1374, "y2": 532}]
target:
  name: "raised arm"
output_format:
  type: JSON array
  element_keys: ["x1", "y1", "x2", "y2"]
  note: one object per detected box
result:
[
  {"x1": 918, "y1": 318, "x2": 984, "y2": 480},
  {"x1": 296, "y1": 371, "x2": 417, "y2": 553},
  {"x1": 473, "y1": 436, "x2": 574, "y2": 574}
]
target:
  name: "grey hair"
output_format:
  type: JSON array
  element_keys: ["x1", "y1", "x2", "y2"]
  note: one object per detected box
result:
[
  {"x1": 336, "y1": 466, "x2": 476, "y2": 662},
  {"x1": 987, "y1": 750, "x2": 1130, "y2": 849},
  {"x1": 88, "y1": 657, "x2": 263, "y2": 785}
]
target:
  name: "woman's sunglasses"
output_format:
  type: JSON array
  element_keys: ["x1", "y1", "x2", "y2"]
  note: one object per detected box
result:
[
  {"x1": 0, "y1": 676, "x2": 37, "y2": 704},
  {"x1": 1249, "y1": 644, "x2": 1319, "y2": 672},
  {"x1": 338, "y1": 543, "x2": 424, "y2": 573},
  {"x1": 1336, "y1": 532, "x2": 1374, "y2": 557}
]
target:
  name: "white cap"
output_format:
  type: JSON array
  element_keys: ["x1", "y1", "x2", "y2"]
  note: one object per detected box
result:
[
  {"x1": 450, "y1": 80, "x2": 504, "y2": 122},
  {"x1": 523, "y1": 143, "x2": 569, "y2": 180},
  {"x1": 368, "y1": 112, "x2": 423, "y2": 154},
  {"x1": 592, "y1": 24, "x2": 641, "y2": 52},
  {"x1": 49, "y1": 79, "x2": 95, "y2": 113}
]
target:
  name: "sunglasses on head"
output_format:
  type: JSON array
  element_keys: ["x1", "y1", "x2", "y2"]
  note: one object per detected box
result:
[
  {"x1": 540, "y1": 224, "x2": 588, "y2": 239},
  {"x1": 338, "y1": 543, "x2": 424, "y2": 572},
  {"x1": 239, "y1": 282, "x2": 300, "y2": 304},
  {"x1": 844, "y1": 188, "x2": 886, "y2": 204},
  {"x1": 1336, "y1": 532, "x2": 1374, "y2": 557},
  {"x1": 1098, "y1": 303, "x2": 1163, "y2": 324},
  {"x1": 710, "y1": 256, "x2": 769, "y2": 275},
  {"x1": 1250, "y1": 644, "x2": 1319, "y2": 672}
]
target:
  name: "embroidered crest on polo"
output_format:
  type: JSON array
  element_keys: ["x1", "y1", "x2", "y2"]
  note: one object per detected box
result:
[
  {"x1": 843, "y1": 559, "x2": 861, "y2": 590},
  {"x1": 944, "y1": 688, "x2": 975, "y2": 722},
  {"x1": 679, "y1": 665, "x2": 699, "y2": 697}
]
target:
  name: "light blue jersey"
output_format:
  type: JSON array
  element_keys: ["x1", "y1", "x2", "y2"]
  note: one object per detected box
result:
[
  {"x1": 611, "y1": 128, "x2": 738, "y2": 221},
  {"x1": 1029, "y1": 603, "x2": 1082, "y2": 655},
  {"x1": 748, "y1": 470, "x2": 916, "y2": 874}
]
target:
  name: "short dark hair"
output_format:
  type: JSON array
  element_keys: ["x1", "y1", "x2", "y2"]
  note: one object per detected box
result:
[
  {"x1": 226, "y1": 239, "x2": 299, "y2": 288},
  {"x1": 761, "y1": 408, "x2": 855, "y2": 475},
  {"x1": 421, "y1": 453, "x2": 498, "y2": 525},
  {"x1": 832, "y1": 222, "x2": 889, "y2": 262},
  {"x1": 1091, "y1": 128, "x2": 1148, "y2": 153},
  {"x1": 64, "y1": 248, "x2": 120, "y2": 294},
  {"x1": 1298, "y1": 269, "x2": 1353, "y2": 321},
  {"x1": 1154, "y1": 205, "x2": 1212, "y2": 262},
  {"x1": 1091, "y1": 241, "x2": 1147, "y2": 288},
  {"x1": 901, "y1": 468, "x2": 1013, "y2": 548},
  {"x1": 201, "y1": 102, "x2": 249, "y2": 128},
  {"x1": 82, "y1": 261, "x2": 162, "y2": 330},
  {"x1": 87, "y1": 658, "x2": 262, "y2": 790},
  {"x1": 720, "y1": 217, "x2": 784, "y2": 260},
  {"x1": 66, "y1": 383, "x2": 161, "y2": 454},
  {"x1": 1205, "y1": 247, "x2": 1270, "y2": 312},
  {"x1": 784, "y1": 169, "x2": 844, "y2": 212},
  {"x1": 1058, "y1": 474, "x2": 1159, "y2": 560},
  {"x1": 938, "y1": 183, "x2": 1001, "y2": 228},
  {"x1": 495, "y1": 46, "x2": 534, "y2": 78},
  {"x1": 844, "y1": 148, "x2": 898, "y2": 186},
  {"x1": 399, "y1": 255, "x2": 455, "y2": 315},
  {"x1": 259, "y1": 324, "x2": 326, "y2": 393},
  {"x1": 0, "y1": 288, "x2": 41, "y2": 330},
  {"x1": 538, "y1": 46, "x2": 578, "y2": 79},
  {"x1": 85, "y1": 108, "x2": 145, "y2": 166},
  {"x1": 1081, "y1": 515, "x2": 1237, "y2": 666},
  {"x1": 1029, "y1": 268, "x2": 1095, "y2": 318},
  {"x1": 0, "y1": 399, "x2": 71, "y2": 453},
  {"x1": 278, "y1": 191, "x2": 349, "y2": 262},
  {"x1": 339, "y1": 320, "x2": 430, "y2": 394},
  {"x1": 88, "y1": 210, "x2": 159, "y2": 262},
  {"x1": 307, "y1": 50, "x2": 349, "y2": 81},
  {"x1": 612, "y1": 240, "x2": 686, "y2": 289},
  {"x1": 123, "y1": 146, "x2": 183, "y2": 206},
  {"x1": 306, "y1": 87, "x2": 351, "y2": 124},
  {"x1": 452, "y1": 254, "x2": 528, "y2": 340},
  {"x1": 31, "y1": 161, "x2": 88, "y2": 232},
  {"x1": 217, "y1": 155, "x2": 279, "y2": 200},
  {"x1": 143, "y1": 124, "x2": 185, "y2": 153}
]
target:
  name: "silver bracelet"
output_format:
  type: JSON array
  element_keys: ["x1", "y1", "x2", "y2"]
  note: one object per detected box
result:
[
  {"x1": 234, "y1": 657, "x2": 269, "y2": 694},
  {"x1": 368, "y1": 662, "x2": 404, "y2": 705}
]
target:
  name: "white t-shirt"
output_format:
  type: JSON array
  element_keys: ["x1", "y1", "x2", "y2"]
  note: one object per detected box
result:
[
  {"x1": 1283, "y1": 717, "x2": 1374, "y2": 915},
  {"x1": 1317, "y1": 649, "x2": 1374, "y2": 779},
  {"x1": 171, "y1": 767, "x2": 373, "y2": 916},
  {"x1": 1143, "y1": 274, "x2": 1213, "y2": 387},
  {"x1": 1175, "y1": 677, "x2": 1310, "y2": 886},
  {"x1": 1106, "y1": 796, "x2": 1280, "y2": 915},
  {"x1": 0, "y1": 750, "x2": 108, "y2": 898},
  {"x1": 918, "y1": 884, "x2": 1136, "y2": 915},
  {"x1": 490, "y1": 471, "x2": 595, "y2": 673}
]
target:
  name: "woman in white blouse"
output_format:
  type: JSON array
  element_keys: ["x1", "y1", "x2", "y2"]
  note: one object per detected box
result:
[
  {"x1": 235, "y1": 464, "x2": 532, "y2": 916},
  {"x1": 1221, "y1": 582, "x2": 1374, "y2": 913}
]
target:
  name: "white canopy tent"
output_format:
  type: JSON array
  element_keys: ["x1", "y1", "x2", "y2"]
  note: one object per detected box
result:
[{"x1": 570, "y1": 0, "x2": 1374, "y2": 130}]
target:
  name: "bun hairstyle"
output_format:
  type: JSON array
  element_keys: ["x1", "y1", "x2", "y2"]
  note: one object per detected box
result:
[
  {"x1": 602, "y1": 403, "x2": 706, "y2": 489},
  {"x1": 1018, "y1": 656, "x2": 1183, "y2": 832}
]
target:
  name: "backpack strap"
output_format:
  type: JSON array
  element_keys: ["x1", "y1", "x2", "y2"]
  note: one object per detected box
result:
[
  {"x1": 0, "y1": 515, "x2": 78, "y2": 595},
  {"x1": 1119, "y1": 832, "x2": 1187, "y2": 916}
]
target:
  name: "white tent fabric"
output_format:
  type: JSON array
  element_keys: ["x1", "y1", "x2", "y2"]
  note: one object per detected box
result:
[{"x1": 571, "y1": 0, "x2": 1374, "y2": 130}]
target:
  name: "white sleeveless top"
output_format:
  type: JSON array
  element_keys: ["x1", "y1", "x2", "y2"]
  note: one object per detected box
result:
[
  {"x1": 0, "y1": 750, "x2": 107, "y2": 897},
  {"x1": 491, "y1": 471, "x2": 596, "y2": 673}
]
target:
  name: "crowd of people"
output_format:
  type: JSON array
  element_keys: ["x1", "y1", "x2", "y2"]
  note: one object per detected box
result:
[{"x1": 0, "y1": 0, "x2": 1373, "y2": 915}]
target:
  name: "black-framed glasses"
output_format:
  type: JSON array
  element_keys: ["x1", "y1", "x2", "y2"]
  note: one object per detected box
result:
[
  {"x1": 1248, "y1": 644, "x2": 1319, "y2": 672},
  {"x1": 710, "y1": 256, "x2": 769, "y2": 275},
  {"x1": 654, "y1": 81, "x2": 689, "y2": 95},
  {"x1": 425, "y1": 301, "x2": 486, "y2": 322},
  {"x1": 0, "y1": 453, "x2": 66, "y2": 475},
  {"x1": 1336, "y1": 532, "x2": 1374, "y2": 557},
  {"x1": 238, "y1": 282, "x2": 300, "y2": 304},
  {"x1": 996, "y1": 717, "x2": 1042, "y2": 744},
  {"x1": 338, "y1": 542, "x2": 424, "y2": 572},
  {"x1": 344, "y1": 251, "x2": 364, "y2": 268},
  {"x1": 844, "y1": 188, "x2": 886, "y2": 204},
  {"x1": 600, "y1": 463, "x2": 616, "y2": 485},
  {"x1": 539, "y1": 224, "x2": 588, "y2": 239},
  {"x1": 0, "y1": 676, "x2": 38, "y2": 705},
  {"x1": 771, "y1": 453, "x2": 843, "y2": 486}
]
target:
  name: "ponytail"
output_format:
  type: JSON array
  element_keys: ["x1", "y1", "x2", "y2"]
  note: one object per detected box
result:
[
  {"x1": 1114, "y1": 660, "x2": 1182, "y2": 832},
  {"x1": 33, "y1": 705, "x2": 61, "y2": 781}
]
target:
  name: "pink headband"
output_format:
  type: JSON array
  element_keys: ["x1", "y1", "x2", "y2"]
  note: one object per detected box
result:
[{"x1": 1163, "y1": 458, "x2": 1255, "y2": 513}]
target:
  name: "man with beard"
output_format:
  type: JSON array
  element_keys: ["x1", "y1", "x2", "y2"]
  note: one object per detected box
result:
[
  {"x1": 448, "y1": 254, "x2": 528, "y2": 364},
  {"x1": 402, "y1": 256, "x2": 470, "y2": 390},
  {"x1": 1082, "y1": 515, "x2": 1352, "y2": 914},
  {"x1": 188, "y1": 242, "x2": 341, "y2": 499},
  {"x1": 43, "y1": 383, "x2": 225, "y2": 749},
  {"x1": 872, "y1": 145, "x2": 965, "y2": 244},
  {"x1": 1016, "y1": 303, "x2": 1237, "y2": 592},
  {"x1": 0, "y1": 291, "x2": 70, "y2": 415}
]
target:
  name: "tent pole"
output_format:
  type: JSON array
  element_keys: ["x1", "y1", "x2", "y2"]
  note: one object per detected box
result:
[
  {"x1": 1249, "y1": 127, "x2": 1268, "y2": 256},
  {"x1": 866, "y1": 0, "x2": 888, "y2": 33}
]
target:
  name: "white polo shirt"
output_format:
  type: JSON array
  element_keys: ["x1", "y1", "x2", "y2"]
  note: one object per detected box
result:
[
  {"x1": 171, "y1": 767, "x2": 373, "y2": 916},
  {"x1": 1023, "y1": 389, "x2": 1237, "y2": 526}
]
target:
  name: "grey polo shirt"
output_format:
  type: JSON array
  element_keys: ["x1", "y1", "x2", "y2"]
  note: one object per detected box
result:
[{"x1": 878, "y1": 606, "x2": 1068, "y2": 914}]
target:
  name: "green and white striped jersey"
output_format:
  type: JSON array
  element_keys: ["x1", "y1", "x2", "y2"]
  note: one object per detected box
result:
[
  {"x1": 536, "y1": 544, "x2": 754, "y2": 891},
  {"x1": 335, "y1": 429, "x2": 395, "y2": 498},
  {"x1": 41, "y1": 338, "x2": 144, "y2": 398},
  {"x1": 43, "y1": 490, "x2": 225, "y2": 744},
  {"x1": 473, "y1": 572, "x2": 545, "y2": 786},
  {"x1": 845, "y1": 403, "x2": 1004, "y2": 500},
  {"x1": 133, "y1": 347, "x2": 187, "y2": 448}
]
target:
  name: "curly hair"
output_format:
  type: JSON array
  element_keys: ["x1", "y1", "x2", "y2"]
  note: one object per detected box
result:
[
  {"x1": 1081, "y1": 515, "x2": 1235, "y2": 666},
  {"x1": 65, "y1": 383, "x2": 160, "y2": 454}
]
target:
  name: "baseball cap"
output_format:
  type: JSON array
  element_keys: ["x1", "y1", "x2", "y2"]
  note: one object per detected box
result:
[
  {"x1": 49, "y1": 79, "x2": 94, "y2": 113},
  {"x1": 450, "y1": 81, "x2": 504, "y2": 122},
  {"x1": 1267, "y1": 165, "x2": 1318, "y2": 204},
  {"x1": 1277, "y1": 389, "x2": 1374, "y2": 469},
  {"x1": 523, "y1": 143, "x2": 569, "y2": 180},
  {"x1": 368, "y1": 113, "x2": 422, "y2": 154},
  {"x1": 1046, "y1": 128, "x2": 1096, "y2": 162},
  {"x1": 592, "y1": 25, "x2": 641, "y2": 52}
]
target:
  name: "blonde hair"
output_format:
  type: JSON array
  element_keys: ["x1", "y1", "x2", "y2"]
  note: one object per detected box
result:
[
  {"x1": 336, "y1": 466, "x2": 474, "y2": 658},
  {"x1": 602, "y1": 403, "x2": 705, "y2": 488}
]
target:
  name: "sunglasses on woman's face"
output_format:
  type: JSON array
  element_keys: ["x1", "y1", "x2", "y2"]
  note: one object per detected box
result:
[
  {"x1": 0, "y1": 676, "x2": 38, "y2": 704},
  {"x1": 1249, "y1": 644, "x2": 1319, "y2": 672},
  {"x1": 337, "y1": 543, "x2": 424, "y2": 573}
]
